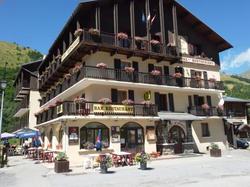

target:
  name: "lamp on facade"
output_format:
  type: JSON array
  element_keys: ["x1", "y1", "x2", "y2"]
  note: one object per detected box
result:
[{"x1": 0, "y1": 80, "x2": 7, "y2": 140}]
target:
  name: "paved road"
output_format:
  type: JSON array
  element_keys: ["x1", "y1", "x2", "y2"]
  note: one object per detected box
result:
[{"x1": 1, "y1": 150, "x2": 250, "y2": 187}]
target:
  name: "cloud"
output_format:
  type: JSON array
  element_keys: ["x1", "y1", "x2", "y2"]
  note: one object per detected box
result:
[{"x1": 221, "y1": 48, "x2": 250, "y2": 71}]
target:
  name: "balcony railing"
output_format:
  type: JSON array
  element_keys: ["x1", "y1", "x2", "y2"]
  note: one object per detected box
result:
[
  {"x1": 40, "y1": 66, "x2": 224, "y2": 106},
  {"x1": 188, "y1": 106, "x2": 222, "y2": 116},
  {"x1": 15, "y1": 96, "x2": 29, "y2": 114},
  {"x1": 15, "y1": 80, "x2": 30, "y2": 99},
  {"x1": 36, "y1": 101, "x2": 158, "y2": 124}
]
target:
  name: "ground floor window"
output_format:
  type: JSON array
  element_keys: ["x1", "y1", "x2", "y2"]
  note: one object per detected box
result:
[
  {"x1": 80, "y1": 122, "x2": 109, "y2": 149},
  {"x1": 201, "y1": 123, "x2": 210, "y2": 137}
]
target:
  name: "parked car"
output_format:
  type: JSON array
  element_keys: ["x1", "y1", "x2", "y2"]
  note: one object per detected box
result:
[{"x1": 237, "y1": 139, "x2": 249, "y2": 149}]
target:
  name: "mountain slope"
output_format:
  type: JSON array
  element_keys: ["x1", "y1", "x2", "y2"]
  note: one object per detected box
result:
[
  {"x1": 241, "y1": 70, "x2": 250, "y2": 79},
  {"x1": 221, "y1": 74, "x2": 250, "y2": 99},
  {"x1": 0, "y1": 41, "x2": 43, "y2": 132}
]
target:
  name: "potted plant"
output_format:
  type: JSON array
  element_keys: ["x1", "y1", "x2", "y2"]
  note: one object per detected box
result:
[
  {"x1": 122, "y1": 99, "x2": 134, "y2": 105},
  {"x1": 96, "y1": 63, "x2": 107, "y2": 69},
  {"x1": 74, "y1": 28, "x2": 83, "y2": 37},
  {"x1": 54, "y1": 152, "x2": 69, "y2": 173},
  {"x1": 96, "y1": 155, "x2": 112, "y2": 174},
  {"x1": 72, "y1": 63, "x2": 82, "y2": 74},
  {"x1": 89, "y1": 28, "x2": 101, "y2": 43},
  {"x1": 210, "y1": 143, "x2": 221, "y2": 157},
  {"x1": 173, "y1": 72, "x2": 182, "y2": 78},
  {"x1": 117, "y1": 32, "x2": 130, "y2": 48},
  {"x1": 124, "y1": 66, "x2": 135, "y2": 73},
  {"x1": 134, "y1": 36, "x2": 144, "y2": 50},
  {"x1": 151, "y1": 70, "x2": 161, "y2": 76},
  {"x1": 135, "y1": 151, "x2": 150, "y2": 170},
  {"x1": 98, "y1": 98, "x2": 112, "y2": 104},
  {"x1": 150, "y1": 40, "x2": 160, "y2": 53}
]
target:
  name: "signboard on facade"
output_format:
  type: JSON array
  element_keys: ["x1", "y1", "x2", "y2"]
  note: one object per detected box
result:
[
  {"x1": 56, "y1": 104, "x2": 63, "y2": 114},
  {"x1": 61, "y1": 36, "x2": 80, "y2": 62},
  {"x1": 181, "y1": 56, "x2": 215, "y2": 66},
  {"x1": 68, "y1": 127, "x2": 79, "y2": 144},
  {"x1": 111, "y1": 126, "x2": 120, "y2": 143},
  {"x1": 93, "y1": 104, "x2": 134, "y2": 114},
  {"x1": 146, "y1": 126, "x2": 156, "y2": 141}
]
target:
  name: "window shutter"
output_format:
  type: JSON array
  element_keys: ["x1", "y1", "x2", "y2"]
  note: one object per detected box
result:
[
  {"x1": 206, "y1": 95, "x2": 212, "y2": 106},
  {"x1": 154, "y1": 92, "x2": 160, "y2": 110},
  {"x1": 164, "y1": 66, "x2": 169, "y2": 76},
  {"x1": 128, "y1": 90, "x2": 134, "y2": 101},
  {"x1": 114, "y1": 59, "x2": 121, "y2": 69},
  {"x1": 168, "y1": 93, "x2": 175, "y2": 112},
  {"x1": 132, "y1": 61, "x2": 139, "y2": 72},
  {"x1": 111, "y1": 89, "x2": 118, "y2": 103},
  {"x1": 148, "y1": 64, "x2": 154, "y2": 73},
  {"x1": 194, "y1": 95, "x2": 199, "y2": 106}
]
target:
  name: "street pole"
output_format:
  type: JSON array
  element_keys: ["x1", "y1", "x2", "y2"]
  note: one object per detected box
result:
[{"x1": 0, "y1": 87, "x2": 5, "y2": 140}]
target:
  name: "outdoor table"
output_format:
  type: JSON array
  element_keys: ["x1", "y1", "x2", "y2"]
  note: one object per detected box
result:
[
  {"x1": 111, "y1": 152, "x2": 133, "y2": 167},
  {"x1": 27, "y1": 147, "x2": 36, "y2": 159}
]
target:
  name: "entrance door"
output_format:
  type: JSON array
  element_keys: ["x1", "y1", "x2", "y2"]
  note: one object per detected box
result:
[
  {"x1": 128, "y1": 129, "x2": 136, "y2": 146},
  {"x1": 169, "y1": 126, "x2": 185, "y2": 154}
]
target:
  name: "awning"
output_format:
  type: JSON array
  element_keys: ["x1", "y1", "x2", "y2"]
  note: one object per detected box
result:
[
  {"x1": 223, "y1": 118, "x2": 244, "y2": 125},
  {"x1": 14, "y1": 128, "x2": 41, "y2": 139},
  {"x1": 158, "y1": 112, "x2": 204, "y2": 121}
]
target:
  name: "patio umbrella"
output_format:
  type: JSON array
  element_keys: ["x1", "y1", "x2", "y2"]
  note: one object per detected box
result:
[
  {"x1": 15, "y1": 128, "x2": 41, "y2": 139},
  {"x1": 95, "y1": 129, "x2": 102, "y2": 151},
  {"x1": 1, "y1": 132, "x2": 16, "y2": 139}
]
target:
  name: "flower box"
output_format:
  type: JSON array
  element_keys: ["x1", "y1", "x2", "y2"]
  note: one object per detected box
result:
[
  {"x1": 151, "y1": 70, "x2": 161, "y2": 76},
  {"x1": 117, "y1": 32, "x2": 128, "y2": 40},
  {"x1": 173, "y1": 72, "x2": 182, "y2": 78},
  {"x1": 124, "y1": 67, "x2": 135, "y2": 73},
  {"x1": 201, "y1": 103, "x2": 210, "y2": 110},
  {"x1": 89, "y1": 28, "x2": 101, "y2": 43},
  {"x1": 96, "y1": 63, "x2": 107, "y2": 69},
  {"x1": 74, "y1": 28, "x2": 83, "y2": 37},
  {"x1": 122, "y1": 99, "x2": 134, "y2": 105},
  {"x1": 98, "y1": 98, "x2": 112, "y2": 104}
]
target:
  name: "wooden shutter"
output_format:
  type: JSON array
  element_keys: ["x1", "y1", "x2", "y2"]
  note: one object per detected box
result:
[
  {"x1": 132, "y1": 61, "x2": 139, "y2": 72},
  {"x1": 168, "y1": 93, "x2": 175, "y2": 112},
  {"x1": 148, "y1": 64, "x2": 154, "y2": 73},
  {"x1": 193, "y1": 95, "x2": 199, "y2": 106},
  {"x1": 206, "y1": 95, "x2": 212, "y2": 106},
  {"x1": 128, "y1": 90, "x2": 134, "y2": 101},
  {"x1": 111, "y1": 89, "x2": 118, "y2": 103},
  {"x1": 154, "y1": 92, "x2": 160, "y2": 110},
  {"x1": 188, "y1": 96, "x2": 192, "y2": 107},
  {"x1": 114, "y1": 59, "x2": 121, "y2": 69},
  {"x1": 164, "y1": 66, "x2": 169, "y2": 76}
]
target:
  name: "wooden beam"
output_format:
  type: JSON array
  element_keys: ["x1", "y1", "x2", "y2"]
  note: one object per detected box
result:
[
  {"x1": 159, "y1": 0, "x2": 166, "y2": 55},
  {"x1": 145, "y1": 0, "x2": 151, "y2": 46},
  {"x1": 172, "y1": 2, "x2": 179, "y2": 56},
  {"x1": 95, "y1": 6, "x2": 100, "y2": 30},
  {"x1": 130, "y1": 0, "x2": 135, "y2": 49},
  {"x1": 127, "y1": 51, "x2": 134, "y2": 59},
  {"x1": 114, "y1": 3, "x2": 118, "y2": 46},
  {"x1": 110, "y1": 49, "x2": 118, "y2": 56},
  {"x1": 142, "y1": 54, "x2": 150, "y2": 61},
  {"x1": 157, "y1": 57, "x2": 164, "y2": 63}
]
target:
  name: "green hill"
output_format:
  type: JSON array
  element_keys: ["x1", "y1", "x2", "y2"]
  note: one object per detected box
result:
[
  {"x1": 0, "y1": 41, "x2": 43, "y2": 132},
  {"x1": 241, "y1": 70, "x2": 250, "y2": 79},
  {"x1": 221, "y1": 73, "x2": 250, "y2": 99}
]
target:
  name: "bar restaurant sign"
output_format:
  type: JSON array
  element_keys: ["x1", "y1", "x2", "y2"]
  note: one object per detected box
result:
[
  {"x1": 181, "y1": 56, "x2": 215, "y2": 66},
  {"x1": 61, "y1": 36, "x2": 80, "y2": 62},
  {"x1": 93, "y1": 104, "x2": 134, "y2": 114}
]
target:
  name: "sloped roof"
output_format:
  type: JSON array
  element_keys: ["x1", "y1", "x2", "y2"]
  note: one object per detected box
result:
[{"x1": 223, "y1": 96, "x2": 250, "y2": 103}]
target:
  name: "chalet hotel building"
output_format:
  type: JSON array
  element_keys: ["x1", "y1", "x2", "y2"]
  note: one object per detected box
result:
[{"x1": 14, "y1": 0, "x2": 232, "y2": 162}]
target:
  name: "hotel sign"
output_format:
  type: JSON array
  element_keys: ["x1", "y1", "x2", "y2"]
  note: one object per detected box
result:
[
  {"x1": 61, "y1": 36, "x2": 80, "y2": 62},
  {"x1": 181, "y1": 56, "x2": 215, "y2": 66},
  {"x1": 93, "y1": 104, "x2": 134, "y2": 114}
]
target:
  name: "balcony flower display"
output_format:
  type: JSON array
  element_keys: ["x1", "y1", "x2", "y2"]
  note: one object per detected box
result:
[
  {"x1": 151, "y1": 70, "x2": 161, "y2": 76},
  {"x1": 150, "y1": 39, "x2": 160, "y2": 53},
  {"x1": 202, "y1": 103, "x2": 210, "y2": 110},
  {"x1": 124, "y1": 66, "x2": 135, "y2": 73},
  {"x1": 141, "y1": 100, "x2": 152, "y2": 106},
  {"x1": 117, "y1": 32, "x2": 130, "y2": 48},
  {"x1": 173, "y1": 72, "x2": 182, "y2": 78},
  {"x1": 122, "y1": 99, "x2": 134, "y2": 105},
  {"x1": 117, "y1": 32, "x2": 128, "y2": 40},
  {"x1": 74, "y1": 28, "x2": 83, "y2": 37},
  {"x1": 89, "y1": 28, "x2": 101, "y2": 43},
  {"x1": 64, "y1": 73, "x2": 71, "y2": 80},
  {"x1": 98, "y1": 98, "x2": 112, "y2": 104},
  {"x1": 73, "y1": 63, "x2": 82, "y2": 73},
  {"x1": 96, "y1": 63, "x2": 107, "y2": 69},
  {"x1": 74, "y1": 97, "x2": 87, "y2": 103}
]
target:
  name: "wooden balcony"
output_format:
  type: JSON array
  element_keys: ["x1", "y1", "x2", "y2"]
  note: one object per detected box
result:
[
  {"x1": 36, "y1": 101, "x2": 158, "y2": 124},
  {"x1": 14, "y1": 80, "x2": 30, "y2": 100},
  {"x1": 14, "y1": 96, "x2": 29, "y2": 117},
  {"x1": 188, "y1": 106, "x2": 222, "y2": 116},
  {"x1": 39, "y1": 30, "x2": 179, "y2": 91}
]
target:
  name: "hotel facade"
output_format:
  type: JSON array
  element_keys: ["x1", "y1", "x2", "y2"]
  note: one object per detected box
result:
[{"x1": 15, "y1": 0, "x2": 233, "y2": 162}]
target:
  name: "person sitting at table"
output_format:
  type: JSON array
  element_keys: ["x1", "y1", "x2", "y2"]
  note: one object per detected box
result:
[{"x1": 32, "y1": 137, "x2": 41, "y2": 148}]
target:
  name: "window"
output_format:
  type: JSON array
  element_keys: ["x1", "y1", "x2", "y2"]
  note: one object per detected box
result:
[
  {"x1": 80, "y1": 123, "x2": 109, "y2": 149},
  {"x1": 201, "y1": 123, "x2": 210, "y2": 137},
  {"x1": 117, "y1": 90, "x2": 127, "y2": 103},
  {"x1": 121, "y1": 61, "x2": 132, "y2": 70}
]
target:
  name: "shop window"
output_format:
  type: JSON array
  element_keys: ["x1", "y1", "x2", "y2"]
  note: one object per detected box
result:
[
  {"x1": 201, "y1": 123, "x2": 210, "y2": 137},
  {"x1": 80, "y1": 123, "x2": 109, "y2": 149}
]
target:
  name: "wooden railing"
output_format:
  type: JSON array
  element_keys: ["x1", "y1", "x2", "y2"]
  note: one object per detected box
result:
[
  {"x1": 15, "y1": 80, "x2": 30, "y2": 98},
  {"x1": 37, "y1": 101, "x2": 158, "y2": 124},
  {"x1": 188, "y1": 106, "x2": 222, "y2": 116}
]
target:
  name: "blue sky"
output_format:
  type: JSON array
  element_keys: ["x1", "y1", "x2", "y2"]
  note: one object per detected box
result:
[{"x1": 0, "y1": 0, "x2": 249, "y2": 74}]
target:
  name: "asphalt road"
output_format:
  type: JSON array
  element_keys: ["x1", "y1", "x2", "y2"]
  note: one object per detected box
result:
[{"x1": 1, "y1": 149, "x2": 250, "y2": 187}]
